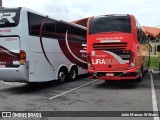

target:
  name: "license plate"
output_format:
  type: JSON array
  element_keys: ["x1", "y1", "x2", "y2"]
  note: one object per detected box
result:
[{"x1": 106, "y1": 73, "x2": 114, "y2": 76}]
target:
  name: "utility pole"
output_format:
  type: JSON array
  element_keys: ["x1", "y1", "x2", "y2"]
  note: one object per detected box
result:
[{"x1": 0, "y1": 0, "x2": 2, "y2": 7}]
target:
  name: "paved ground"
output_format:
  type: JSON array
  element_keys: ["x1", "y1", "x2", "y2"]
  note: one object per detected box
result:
[{"x1": 0, "y1": 70, "x2": 159, "y2": 120}]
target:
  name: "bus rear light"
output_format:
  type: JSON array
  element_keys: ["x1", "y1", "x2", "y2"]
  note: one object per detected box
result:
[
  {"x1": 128, "y1": 63, "x2": 135, "y2": 69},
  {"x1": 20, "y1": 50, "x2": 26, "y2": 64},
  {"x1": 127, "y1": 52, "x2": 135, "y2": 70}
]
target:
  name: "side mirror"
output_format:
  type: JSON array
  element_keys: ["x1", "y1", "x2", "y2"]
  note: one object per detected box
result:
[{"x1": 157, "y1": 45, "x2": 160, "y2": 52}]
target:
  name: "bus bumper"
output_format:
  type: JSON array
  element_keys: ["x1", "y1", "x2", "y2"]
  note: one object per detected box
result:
[
  {"x1": 88, "y1": 69, "x2": 141, "y2": 81},
  {"x1": 0, "y1": 62, "x2": 29, "y2": 82}
]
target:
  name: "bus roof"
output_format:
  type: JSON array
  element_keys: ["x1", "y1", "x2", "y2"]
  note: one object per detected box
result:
[
  {"x1": 0, "y1": 7, "x2": 21, "y2": 10},
  {"x1": 0, "y1": 7, "x2": 86, "y2": 30},
  {"x1": 93, "y1": 14, "x2": 130, "y2": 18}
]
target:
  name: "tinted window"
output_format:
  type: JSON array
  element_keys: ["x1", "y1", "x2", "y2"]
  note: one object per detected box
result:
[
  {"x1": 69, "y1": 26, "x2": 81, "y2": 35},
  {"x1": 28, "y1": 12, "x2": 86, "y2": 42},
  {"x1": 44, "y1": 19, "x2": 56, "y2": 38},
  {"x1": 45, "y1": 19, "x2": 56, "y2": 33},
  {"x1": 0, "y1": 9, "x2": 20, "y2": 28},
  {"x1": 28, "y1": 12, "x2": 44, "y2": 36},
  {"x1": 136, "y1": 20, "x2": 149, "y2": 44},
  {"x1": 81, "y1": 29, "x2": 86, "y2": 36},
  {"x1": 68, "y1": 26, "x2": 86, "y2": 42},
  {"x1": 56, "y1": 22, "x2": 67, "y2": 33},
  {"x1": 28, "y1": 12, "x2": 57, "y2": 38},
  {"x1": 89, "y1": 16, "x2": 131, "y2": 34}
]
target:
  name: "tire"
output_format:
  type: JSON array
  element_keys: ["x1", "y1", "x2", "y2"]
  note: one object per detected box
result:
[
  {"x1": 58, "y1": 68, "x2": 67, "y2": 84},
  {"x1": 68, "y1": 67, "x2": 77, "y2": 81}
]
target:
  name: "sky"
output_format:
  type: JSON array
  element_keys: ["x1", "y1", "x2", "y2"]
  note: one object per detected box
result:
[{"x1": 2, "y1": 0, "x2": 160, "y2": 27}]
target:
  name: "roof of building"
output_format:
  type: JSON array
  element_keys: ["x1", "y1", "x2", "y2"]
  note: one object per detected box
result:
[
  {"x1": 72, "y1": 17, "x2": 89, "y2": 27},
  {"x1": 142, "y1": 26, "x2": 160, "y2": 37}
]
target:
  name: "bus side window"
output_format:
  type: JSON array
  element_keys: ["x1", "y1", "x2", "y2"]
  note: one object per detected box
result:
[
  {"x1": 81, "y1": 29, "x2": 86, "y2": 36},
  {"x1": 56, "y1": 22, "x2": 67, "y2": 34},
  {"x1": 28, "y1": 12, "x2": 44, "y2": 36},
  {"x1": 141, "y1": 31, "x2": 145, "y2": 44},
  {"x1": 136, "y1": 27, "x2": 141, "y2": 43},
  {"x1": 81, "y1": 29, "x2": 87, "y2": 42},
  {"x1": 68, "y1": 26, "x2": 82, "y2": 42},
  {"x1": 54, "y1": 22, "x2": 68, "y2": 40},
  {"x1": 44, "y1": 18, "x2": 56, "y2": 38},
  {"x1": 69, "y1": 26, "x2": 81, "y2": 36}
]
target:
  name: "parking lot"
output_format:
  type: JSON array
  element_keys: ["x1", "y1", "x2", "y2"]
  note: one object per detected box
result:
[{"x1": 0, "y1": 70, "x2": 159, "y2": 120}]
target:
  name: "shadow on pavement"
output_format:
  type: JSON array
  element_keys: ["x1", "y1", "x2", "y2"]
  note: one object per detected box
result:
[
  {"x1": 0, "y1": 80, "x2": 58, "y2": 94},
  {"x1": 94, "y1": 80, "x2": 140, "y2": 89},
  {"x1": 0, "y1": 74, "x2": 89, "y2": 94},
  {"x1": 93, "y1": 72, "x2": 151, "y2": 90}
]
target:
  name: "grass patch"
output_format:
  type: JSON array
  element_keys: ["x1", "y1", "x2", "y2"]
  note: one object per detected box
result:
[{"x1": 150, "y1": 55, "x2": 159, "y2": 69}]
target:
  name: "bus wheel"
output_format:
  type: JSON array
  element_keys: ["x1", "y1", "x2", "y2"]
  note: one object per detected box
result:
[
  {"x1": 58, "y1": 68, "x2": 67, "y2": 84},
  {"x1": 68, "y1": 67, "x2": 78, "y2": 81}
]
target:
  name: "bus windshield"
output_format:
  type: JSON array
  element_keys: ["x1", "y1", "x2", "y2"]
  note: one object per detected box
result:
[
  {"x1": 0, "y1": 9, "x2": 20, "y2": 28},
  {"x1": 89, "y1": 15, "x2": 131, "y2": 34}
]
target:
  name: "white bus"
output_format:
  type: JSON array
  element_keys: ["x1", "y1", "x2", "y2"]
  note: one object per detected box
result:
[{"x1": 0, "y1": 7, "x2": 87, "y2": 83}]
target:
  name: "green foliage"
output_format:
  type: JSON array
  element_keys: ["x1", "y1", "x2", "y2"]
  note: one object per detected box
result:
[{"x1": 150, "y1": 55, "x2": 159, "y2": 69}]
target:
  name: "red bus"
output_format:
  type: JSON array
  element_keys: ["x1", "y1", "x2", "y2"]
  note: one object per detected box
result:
[{"x1": 87, "y1": 14, "x2": 150, "y2": 82}]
